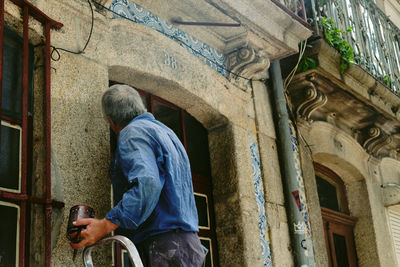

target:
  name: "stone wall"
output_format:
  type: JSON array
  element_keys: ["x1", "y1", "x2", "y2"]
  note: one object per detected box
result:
[
  {"x1": 2, "y1": 0, "x2": 290, "y2": 266},
  {"x1": 297, "y1": 121, "x2": 399, "y2": 267}
]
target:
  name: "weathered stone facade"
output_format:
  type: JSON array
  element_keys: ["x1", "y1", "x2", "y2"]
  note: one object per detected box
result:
[{"x1": 2, "y1": 0, "x2": 400, "y2": 266}]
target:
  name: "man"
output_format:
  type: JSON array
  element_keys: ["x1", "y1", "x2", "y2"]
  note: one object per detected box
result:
[{"x1": 71, "y1": 84, "x2": 205, "y2": 266}]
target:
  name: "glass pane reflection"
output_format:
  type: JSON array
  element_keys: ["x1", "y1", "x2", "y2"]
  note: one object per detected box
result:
[
  {"x1": 200, "y1": 238, "x2": 213, "y2": 267},
  {"x1": 333, "y1": 233, "x2": 350, "y2": 267},
  {"x1": 184, "y1": 113, "x2": 211, "y2": 178},
  {"x1": 2, "y1": 30, "x2": 23, "y2": 118},
  {"x1": 153, "y1": 100, "x2": 182, "y2": 142},
  {"x1": 122, "y1": 249, "x2": 131, "y2": 267},
  {"x1": 195, "y1": 194, "x2": 210, "y2": 229},
  {"x1": 0, "y1": 123, "x2": 21, "y2": 191},
  {"x1": 0, "y1": 202, "x2": 19, "y2": 267},
  {"x1": 316, "y1": 176, "x2": 340, "y2": 211}
]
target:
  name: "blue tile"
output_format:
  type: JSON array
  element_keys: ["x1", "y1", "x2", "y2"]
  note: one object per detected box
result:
[
  {"x1": 110, "y1": 0, "x2": 228, "y2": 77},
  {"x1": 249, "y1": 133, "x2": 273, "y2": 267}
]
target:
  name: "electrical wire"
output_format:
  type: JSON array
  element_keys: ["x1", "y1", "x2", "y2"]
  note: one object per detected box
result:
[
  {"x1": 50, "y1": 0, "x2": 94, "y2": 61},
  {"x1": 283, "y1": 39, "x2": 308, "y2": 91}
]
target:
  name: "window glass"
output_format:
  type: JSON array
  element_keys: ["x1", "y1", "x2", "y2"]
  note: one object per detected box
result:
[
  {"x1": 184, "y1": 113, "x2": 211, "y2": 177},
  {"x1": 316, "y1": 176, "x2": 340, "y2": 211},
  {"x1": 153, "y1": 99, "x2": 182, "y2": 142},
  {"x1": 2, "y1": 30, "x2": 23, "y2": 118},
  {"x1": 333, "y1": 233, "x2": 350, "y2": 267},
  {"x1": 200, "y1": 238, "x2": 213, "y2": 267},
  {"x1": 1, "y1": 27, "x2": 33, "y2": 119},
  {"x1": 0, "y1": 202, "x2": 19, "y2": 267},
  {"x1": 195, "y1": 193, "x2": 210, "y2": 229},
  {"x1": 0, "y1": 122, "x2": 21, "y2": 191},
  {"x1": 121, "y1": 249, "x2": 131, "y2": 267}
]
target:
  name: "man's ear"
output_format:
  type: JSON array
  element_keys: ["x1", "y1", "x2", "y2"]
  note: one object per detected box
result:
[
  {"x1": 107, "y1": 116, "x2": 114, "y2": 127},
  {"x1": 107, "y1": 117, "x2": 118, "y2": 133},
  {"x1": 107, "y1": 117, "x2": 124, "y2": 134}
]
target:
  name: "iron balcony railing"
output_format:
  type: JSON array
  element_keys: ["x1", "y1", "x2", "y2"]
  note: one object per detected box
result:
[
  {"x1": 272, "y1": 0, "x2": 400, "y2": 95},
  {"x1": 318, "y1": 0, "x2": 400, "y2": 95},
  {"x1": 271, "y1": 0, "x2": 309, "y2": 26}
]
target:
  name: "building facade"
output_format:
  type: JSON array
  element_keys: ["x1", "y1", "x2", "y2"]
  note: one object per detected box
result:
[{"x1": 0, "y1": 0, "x2": 400, "y2": 266}]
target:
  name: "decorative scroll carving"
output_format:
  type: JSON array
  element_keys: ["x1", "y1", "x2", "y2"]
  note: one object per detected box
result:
[
  {"x1": 226, "y1": 46, "x2": 270, "y2": 85},
  {"x1": 362, "y1": 127, "x2": 393, "y2": 156},
  {"x1": 296, "y1": 86, "x2": 328, "y2": 120},
  {"x1": 287, "y1": 78, "x2": 327, "y2": 121}
]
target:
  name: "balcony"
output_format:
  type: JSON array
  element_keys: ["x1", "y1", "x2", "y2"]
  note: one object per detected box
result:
[
  {"x1": 285, "y1": 0, "x2": 400, "y2": 161},
  {"x1": 318, "y1": 0, "x2": 400, "y2": 95},
  {"x1": 275, "y1": 0, "x2": 400, "y2": 96}
]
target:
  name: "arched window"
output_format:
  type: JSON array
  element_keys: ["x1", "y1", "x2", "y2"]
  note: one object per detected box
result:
[
  {"x1": 110, "y1": 83, "x2": 218, "y2": 267},
  {"x1": 314, "y1": 163, "x2": 358, "y2": 267}
]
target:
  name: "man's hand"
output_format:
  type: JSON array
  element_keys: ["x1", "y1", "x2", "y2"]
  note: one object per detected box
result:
[{"x1": 70, "y1": 218, "x2": 118, "y2": 249}]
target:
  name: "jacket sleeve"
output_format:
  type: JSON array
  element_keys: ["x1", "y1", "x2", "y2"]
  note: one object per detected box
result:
[{"x1": 105, "y1": 134, "x2": 164, "y2": 230}]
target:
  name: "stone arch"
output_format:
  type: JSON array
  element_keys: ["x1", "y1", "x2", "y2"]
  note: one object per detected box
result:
[
  {"x1": 108, "y1": 65, "x2": 228, "y2": 130},
  {"x1": 107, "y1": 61, "x2": 260, "y2": 265},
  {"x1": 299, "y1": 121, "x2": 382, "y2": 266},
  {"x1": 104, "y1": 14, "x2": 262, "y2": 266},
  {"x1": 307, "y1": 121, "x2": 369, "y2": 180}
]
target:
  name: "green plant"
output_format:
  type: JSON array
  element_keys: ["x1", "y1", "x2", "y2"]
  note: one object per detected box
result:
[
  {"x1": 378, "y1": 74, "x2": 393, "y2": 87},
  {"x1": 297, "y1": 54, "x2": 317, "y2": 73},
  {"x1": 295, "y1": 41, "x2": 317, "y2": 73},
  {"x1": 320, "y1": 17, "x2": 355, "y2": 74},
  {"x1": 383, "y1": 75, "x2": 392, "y2": 87}
]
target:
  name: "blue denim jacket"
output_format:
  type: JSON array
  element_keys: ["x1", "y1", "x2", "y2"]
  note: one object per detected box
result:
[{"x1": 105, "y1": 113, "x2": 199, "y2": 244}]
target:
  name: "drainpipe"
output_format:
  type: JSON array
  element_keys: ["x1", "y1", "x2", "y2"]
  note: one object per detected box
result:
[{"x1": 269, "y1": 60, "x2": 316, "y2": 267}]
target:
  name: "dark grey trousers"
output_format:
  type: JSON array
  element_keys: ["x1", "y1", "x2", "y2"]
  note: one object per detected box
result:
[{"x1": 136, "y1": 231, "x2": 206, "y2": 267}]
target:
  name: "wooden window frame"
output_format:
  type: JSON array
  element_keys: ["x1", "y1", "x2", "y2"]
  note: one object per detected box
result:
[
  {"x1": 321, "y1": 207, "x2": 358, "y2": 267},
  {"x1": 315, "y1": 163, "x2": 349, "y2": 214},
  {"x1": 315, "y1": 163, "x2": 358, "y2": 267}
]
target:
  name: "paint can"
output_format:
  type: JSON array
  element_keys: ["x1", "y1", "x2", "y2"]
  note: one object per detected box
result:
[{"x1": 66, "y1": 205, "x2": 95, "y2": 243}]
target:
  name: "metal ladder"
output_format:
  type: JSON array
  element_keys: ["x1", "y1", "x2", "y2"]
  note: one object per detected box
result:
[{"x1": 83, "y1": 235, "x2": 144, "y2": 267}]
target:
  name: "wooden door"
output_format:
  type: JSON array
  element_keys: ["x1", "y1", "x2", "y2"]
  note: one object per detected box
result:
[{"x1": 322, "y1": 208, "x2": 357, "y2": 267}]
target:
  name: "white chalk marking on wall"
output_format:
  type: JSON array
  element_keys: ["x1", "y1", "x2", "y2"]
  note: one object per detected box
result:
[{"x1": 164, "y1": 52, "x2": 178, "y2": 69}]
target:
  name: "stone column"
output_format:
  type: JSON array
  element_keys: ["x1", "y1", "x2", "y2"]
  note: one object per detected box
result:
[
  {"x1": 251, "y1": 80, "x2": 294, "y2": 266},
  {"x1": 208, "y1": 123, "x2": 264, "y2": 267}
]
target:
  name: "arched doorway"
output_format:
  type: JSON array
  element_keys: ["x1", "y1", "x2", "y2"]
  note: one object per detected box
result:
[
  {"x1": 109, "y1": 82, "x2": 218, "y2": 267},
  {"x1": 315, "y1": 163, "x2": 358, "y2": 267}
]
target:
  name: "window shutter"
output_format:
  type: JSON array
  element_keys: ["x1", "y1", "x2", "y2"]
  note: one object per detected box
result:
[{"x1": 388, "y1": 205, "x2": 400, "y2": 266}]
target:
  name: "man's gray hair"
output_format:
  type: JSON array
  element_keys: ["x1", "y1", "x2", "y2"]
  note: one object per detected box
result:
[{"x1": 102, "y1": 84, "x2": 147, "y2": 126}]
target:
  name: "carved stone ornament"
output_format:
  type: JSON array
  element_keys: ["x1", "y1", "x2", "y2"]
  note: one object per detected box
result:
[
  {"x1": 296, "y1": 86, "x2": 327, "y2": 120},
  {"x1": 287, "y1": 77, "x2": 327, "y2": 121},
  {"x1": 362, "y1": 126, "x2": 393, "y2": 157},
  {"x1": 226, "y1": 46, "x2": 270, "y2": 87}
]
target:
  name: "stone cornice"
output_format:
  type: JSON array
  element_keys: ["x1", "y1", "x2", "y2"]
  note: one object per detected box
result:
[{"x1": 110, "y1": 0, "x2": 311, "y2": 58}]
